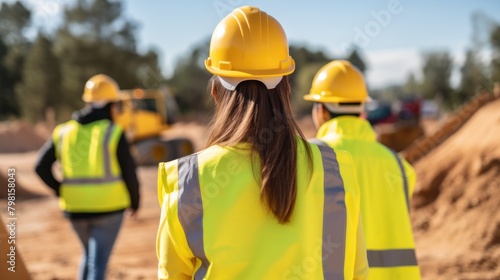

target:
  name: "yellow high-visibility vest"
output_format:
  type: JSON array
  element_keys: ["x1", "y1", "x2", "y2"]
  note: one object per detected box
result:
[
  {"x1": 314, "y1": 116, "x2": 421, "y2": 280},
  {"x1": 157, "y1": 140, "x2": 369, "y2": 279},
  {"x1": 52, "y1": 119, "x2": 130, "y2": 213}
]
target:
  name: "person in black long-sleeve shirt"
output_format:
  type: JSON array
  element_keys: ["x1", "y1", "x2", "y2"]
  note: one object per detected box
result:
[{"x1": 35, "y1": 74, "x2": 140, "y2": 280}]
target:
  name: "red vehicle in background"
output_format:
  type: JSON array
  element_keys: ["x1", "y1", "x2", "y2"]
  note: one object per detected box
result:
[{"x1": 366, "y1": 97, "x2": 424, "y2": 152}]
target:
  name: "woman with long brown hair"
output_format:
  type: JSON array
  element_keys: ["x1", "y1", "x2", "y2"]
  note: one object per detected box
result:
[{"x1": 157, "y1": 6, "x2": 368, "y2": 279}]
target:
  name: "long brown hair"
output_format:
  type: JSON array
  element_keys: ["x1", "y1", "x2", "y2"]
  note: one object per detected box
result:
[{"x1": 206, "y1": 75, "x2": 312, "y2": 224}]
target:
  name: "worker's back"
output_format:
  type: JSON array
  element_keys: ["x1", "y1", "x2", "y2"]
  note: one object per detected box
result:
[
  {"x1": 53, "y1": 118, "x2": 131, "y2": 213},
  {"x1": 157, "y1": 139, "x2": 368, "y2": 279},
  {"x1": 36, "y1": 74, "x2": 141, "y2": 280},
  {"x1": 315, "y1": 116, "x2": 421, "y2": 280}
]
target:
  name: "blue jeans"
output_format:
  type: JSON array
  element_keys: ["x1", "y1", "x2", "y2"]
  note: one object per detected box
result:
[{"x1": 70, "y1": 212, "x2": 124, "y2": 280}]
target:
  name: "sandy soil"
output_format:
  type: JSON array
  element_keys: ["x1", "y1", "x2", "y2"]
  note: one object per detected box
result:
[
  {"x1": 0, "y1": 152, "x2": 160, "y2": 280},
  {"x1": 411, "y1": 99, "x2": 500, "y2": 280},
  {"x1": 0, "y1": 121, "x2": 48, "y2": 153}
]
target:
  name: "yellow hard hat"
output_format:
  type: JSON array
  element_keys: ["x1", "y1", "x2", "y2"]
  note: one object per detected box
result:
[
  {"x1": 82, "y1": 74, "x2": 120, "y2": 103},
  {"x1": 205, "y1": 6, "x2": 295, "y2": 87},
  {"x1": 303, "y1": 60, "x2": 369, "y2": 103}
]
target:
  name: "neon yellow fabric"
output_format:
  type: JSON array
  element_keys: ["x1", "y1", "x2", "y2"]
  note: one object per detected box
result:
[
  {"x1": 157, "y1": 140, "x2": 369, "y2": 279},
  {"x1": 53, "y1": 119, "x2": 130, "y2": 212},
  {"x1": 316, "y1": 116, "x2": 421, "y2": 279}
]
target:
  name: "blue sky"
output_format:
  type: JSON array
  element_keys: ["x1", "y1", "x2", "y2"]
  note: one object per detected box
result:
[{"x1": 5, "y1": 0, "x2": 500, "y2": 89}]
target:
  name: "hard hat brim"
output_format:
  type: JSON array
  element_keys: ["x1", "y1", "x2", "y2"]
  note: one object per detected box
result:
[
  {"x1": 303, "y1": 93, "x2": 370, "y2": 103},
  {"x1": 204, "y1": 60, "x2": 295, "y2": 78}
]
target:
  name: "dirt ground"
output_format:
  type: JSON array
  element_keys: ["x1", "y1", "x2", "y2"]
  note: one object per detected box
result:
[
  {"x1": 0, "y1": 152, "x2": 160, "y2": 280},
  {"x1": 0, "y1": 109, "x2": 498, "y2": 279}
]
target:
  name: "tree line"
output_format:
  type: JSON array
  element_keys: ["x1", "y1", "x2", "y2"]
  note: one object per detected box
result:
[
  {"x1": 0, "y1": 0, "x2": 161, "y2": 122},
  {"x1": 1, "y1": 0, "x2": 500, "y2": 122}
]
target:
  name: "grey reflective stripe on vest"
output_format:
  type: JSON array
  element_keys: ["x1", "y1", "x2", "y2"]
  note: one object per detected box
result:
[
  {"x1": 62, "y1": 123, "x2": 121, "y2": 185},
  {"x1": 317, "y1": 145, "x2": 346, "y2": 280},
  {"x1": 177, "y1": 154, "x2": 209, "y2": 280},
  {"x1": 367, "y1": 249, "x2": 417, "y2": 267},
  {"x1": 313, "y1": 139, "x2": 417, "y2": 269},
  {"x1": 309, "y1": 138, "x2": 330, "y2": 147},
  {"x1": 390, "y1": 150, "x2": 410, "y2": 212},
  {"x1": 370, "y1": 152, "x2": 417, "y2": 268}
]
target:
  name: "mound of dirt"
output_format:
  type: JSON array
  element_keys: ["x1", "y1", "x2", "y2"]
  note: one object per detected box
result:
[
  {"x1": 0, "y1": 172, "x2": 41, "y2": 200},
  {"x1": 412, "y1": 98, "x2": 500, "y2": 279},
  {"x1": 0, "y1": 121, "x2": 48, "y2": 153}
]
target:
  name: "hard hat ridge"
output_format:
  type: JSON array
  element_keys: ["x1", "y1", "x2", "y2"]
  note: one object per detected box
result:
[
  {"x1": 82, "y1": 74, "x2": 120, "y2": 103},
  {"x1": 205, "y1": 6, "x2": 295, "y2": 90},
  {"x1": 303, "y1": 60, "x2": 370, "y2": 104}
]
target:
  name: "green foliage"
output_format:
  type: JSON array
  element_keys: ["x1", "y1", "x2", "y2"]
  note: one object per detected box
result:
[
  {"x1": 0, "y1": 1, "x2": 31, "y2": 45},
  {"x1": 0, "y1": 37, "x2": 19, "y2": 119},
  {"x1": 50, "y1": 0, "x2": 162, "y2": 120},
  {"x1": 346, "y1": 47, "x2": 367, "y2": 74},
  {"x1": 0, "y1": 1, "x2": 31, "y2": 119},
  {"x1": 292, "y1": 63, "x2": 326, "y2": 116},
  {"x1": 491, "y1": 25, "x2": 500, "y2": 83},
  {"x1": 288, "y1": 46, "x2": 333, "y2": 117},
  {"x1": 289, "y1": 46, "x2": 331, "y2": 86},
  {"x1": 0, "y1": 0, "x2": 164, "y2": 122},
  {"x1": 490, "y1": 25, "x2": 500, "y2": 49},
  {"x1": 0, "y1": 1, "x2": 30, "y2": 85},
  {"x1": 420, "y1": 51, "x2": 454, "y2": 108},
  {"x1": 60, "y1": 0, "x2": 138, "y2": 51},
  {"x1": 167, "y1": 40, "x2": 212, "y2": 114},
  {"x1": 458, "y1": 50, "x2": 487, "y2": 105},
  {"x1": 404, "y1": 72, "x2": 420, "y2": 95},
  {"x1": 16, "y1": 34, "x2": 60, "y2": 122}
]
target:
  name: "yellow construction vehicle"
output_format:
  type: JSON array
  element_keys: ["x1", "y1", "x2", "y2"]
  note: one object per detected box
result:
[{"x1": 114, "y1": 88, "x2": 194, "y2": 165}]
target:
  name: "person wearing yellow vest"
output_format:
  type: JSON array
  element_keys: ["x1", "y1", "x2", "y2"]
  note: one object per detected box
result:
[
  {"x1": 35, "y1": 74, "x2": 140, "y2": 280},
  {"x1": 156, "y1": 6, "x2": 368, "y2": 280},
  {"x1": 303, "y1": 60, "x2": 421, "y2": 279}
]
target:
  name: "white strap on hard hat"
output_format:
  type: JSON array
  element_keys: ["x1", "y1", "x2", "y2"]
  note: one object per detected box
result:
[{"x1": 219, "y1": 76, "x2": 283, "y2": 90}]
